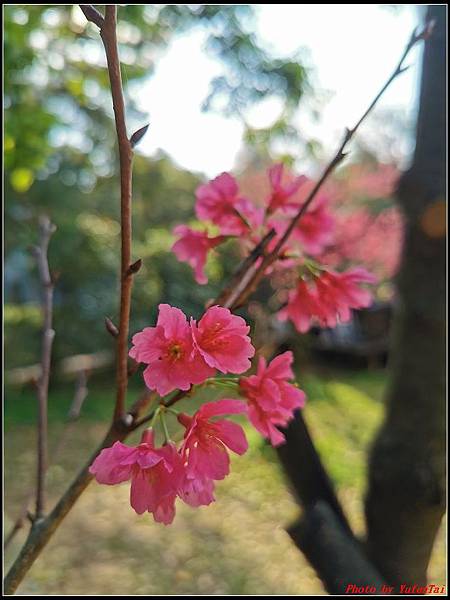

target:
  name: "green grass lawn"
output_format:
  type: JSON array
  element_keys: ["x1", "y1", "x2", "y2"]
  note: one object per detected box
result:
[{"x1": 4, "y1": 367, "x2": 446, "y2": 595}]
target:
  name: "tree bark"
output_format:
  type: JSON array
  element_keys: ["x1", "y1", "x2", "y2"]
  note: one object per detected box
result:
[
  {"x1": 276, "y1": 411, "x2": 352, "y2": 534},
  {"x1": 289, "y1": 502, "x2": 386, "y2": 594},
  {"x1": 365, "y1": 5, "x2": 446, "y2": 587}
]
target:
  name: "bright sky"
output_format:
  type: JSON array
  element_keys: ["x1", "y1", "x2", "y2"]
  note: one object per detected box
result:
[{"x1": 134, "y1": 5, "x2": 422, "y2": 177}]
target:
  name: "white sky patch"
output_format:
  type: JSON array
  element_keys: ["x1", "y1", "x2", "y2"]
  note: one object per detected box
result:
[
  {"x1": 134, "y1": 5, "x2": 422, "y2": 177},
  {"x1": 134, "y1": 30, "x2": 245, "y2": 175}
]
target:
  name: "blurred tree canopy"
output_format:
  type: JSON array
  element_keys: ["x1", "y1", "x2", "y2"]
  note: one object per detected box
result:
[
  {"x1": 5, "y1": 5, "x2": 312, "y2": 369},
  {"x1": 4, "y1": 4, "x2": 310, "y2": 190},
  {"x1": 5, "y1": 147, "x2": 248, "y2": 369}
]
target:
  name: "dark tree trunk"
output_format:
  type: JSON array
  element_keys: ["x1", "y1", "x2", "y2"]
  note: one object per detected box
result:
[{"x1": 365, "y1": 5, "x2": 446, "y2": 587}]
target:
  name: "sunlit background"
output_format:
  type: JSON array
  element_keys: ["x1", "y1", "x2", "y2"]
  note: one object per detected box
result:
[
  {"x1": 4, "y1": 4, "x2": 445, "y2": 595},
  {"x1": 134, "y1": 4, "x2": 422, "y2": 175}
]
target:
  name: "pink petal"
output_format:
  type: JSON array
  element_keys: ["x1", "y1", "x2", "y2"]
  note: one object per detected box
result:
[
  {"x1": 268, "y1": 163, "x2": 284, "y2": 189},
  {"x1": 284, "y1": 175, "x2": 307, "y2": 198},
  {"x1": 179, "y1": 475, "x2": 215, "y2": 507},
  {"x1": 345, "y1": 267, "x2": 378, "y2": 285},
  {"x1": 89, "y1": 442, "x2": 135, "y2": 485},
  {"x1": 143, "y1": 361, "x2": 192, "y2": 397},
  {"x1": 157, "y1": 304, "x2": 189, "y2": 340},
  {"x1": 213, "y1": 172, "x2": 239, "y2": 197},
  {"x1": 129, "y1": 327, "x2": 165, "y2": 363},
  {"x1": 130, "y1": 470, "x2": 153, "y2": 515},
  {"x1": 264, "y1": 351, "x2": 294, "y2": 381},
  {"x1": 190, "y1": 441, "x2": 230, "y2": 481},
  {"x1": 214, "y1": 419, "x2": 248, "y2": 455},
  {"x1": 153, "y1": 495, "x2": 177, "y2": 525},
  {"x1": 279, "y1": 382, "x2": 306, "y2": 411},
  {"x1": 247, "y1": 405, "x2": 286, "y2": 447},
  {"x1": 266, "y1": 422, "x2": 287, "y2": 447},
  {"x1": 198, "y1": 398, "x2": 248, "y2": 419},
  {"x1": 188, "y1": 351, "x2": 217, "y2": 383}
]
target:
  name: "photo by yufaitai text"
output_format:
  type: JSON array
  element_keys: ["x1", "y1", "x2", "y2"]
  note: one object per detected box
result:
[{"x1": 345, "y1": 583, "x2": 446, "y2": 594}]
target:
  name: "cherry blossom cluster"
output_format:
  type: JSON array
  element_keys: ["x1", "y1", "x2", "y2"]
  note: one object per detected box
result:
[
  {"x1": 89, "y1": 166, "x2": 380, "y2": 526},
  {"x1": 90, "y1": 304, "x2": 305, "y2": 525},
  {"x1": 128, "y1": 303, "x2": 254, "y2": 396},
  {"x1": 277, "y1": 267, "x2": 377, "y2": 333},
  {"x1": 171, "y1": 165, "x2": 377, "y2": 334}
]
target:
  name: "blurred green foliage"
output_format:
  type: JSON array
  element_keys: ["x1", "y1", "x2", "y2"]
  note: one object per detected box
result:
[
  {"x1": 4, "y1": 5, "x2": 314, "y2": 369},
  {"x1": 4, "y1": 366, "x2": 385, "y2": 496},
  {"x1": 4, "y1": 153, "x2": 236, "y2": 368},
  {"x1": 4, "y1": 5, "x2": 311, "y2": 189}
]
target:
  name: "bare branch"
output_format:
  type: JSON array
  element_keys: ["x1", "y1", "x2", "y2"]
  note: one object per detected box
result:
[
  {"x1": 215, "y1": 228, "x2": 276, "y2": 308},
  {"x1": 79, "y1": 5, "x2": 104, "y2": 29},
  {"x1": 288, "y1": 502, "x2": 386, "y2": 594},
  {"x1": 32, "y1": 216, "x2": 57, "y2": 519},
  {"x1": 100, "y1": 6, "x2": 135, "y2": 422}
]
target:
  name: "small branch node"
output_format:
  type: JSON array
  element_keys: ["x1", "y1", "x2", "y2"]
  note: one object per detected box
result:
[
  {"x1": 122, "y1": 413, "x2": 133, "y2": 427},
  {"x1": 397, "y1": 64, "x2": 411, "y2": 76},
  {"x1": 105, "y1": 316, "x2": 119, "y2": 338},
  {"x1": 126, "y1": 258, "x2": 142, "y2": 276},
  {"x1": 130, "y1": 124, "x2": 150, "y2": 148}
]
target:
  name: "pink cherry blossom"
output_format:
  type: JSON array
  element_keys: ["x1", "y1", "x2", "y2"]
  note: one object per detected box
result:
[
  {"x1": 239, "y1": 351, "x2": 306, "y2": 447},
  {"x1": 315, "y1": 268, "x2": 377, "y2": 326},
  {"x1": 268, "y1": 192, "x2": 335, "y2": 257},
  {"x1": 178, "y1": 472, "x2": 216, "y2": 507},
  {"x1": 178, "y1": 399, "x2": 248, "y2": 489},
  {"x1": 321, "y1": 207, "x2": 403, "y2": 280},
  {"x1": 277, "y1": 278, "x2": 321, "y2": 333},
  {"x1": 129, "y1": 304, "x2": 215, "y2": 396},
  {"x1": 195, "y1": 172, "x2": 262, "y2": 235},
  {"x1": 290, "y1": 200, "x2": 335, "y2": 255},
  {"x1": 278, "y1": 268, "x2": 377, "y2": 333},
  {"x1": 191, "y1": 305, "x2": 255, "y2": 374},
  {"x1": 266, "y1": 163, "x2": 307, "y2": 214},
  {"x1": 171, "y1": 225, "x2": 225, "y2": 284},
  {"x1": 89, "y1": 429, "x2": 184, "y2": 525}
]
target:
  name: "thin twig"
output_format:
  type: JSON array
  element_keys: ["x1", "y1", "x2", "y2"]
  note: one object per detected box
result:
[
  {"x1": 100, "y1": 6, "x2": 135, "y2": 422},
  {"x1": 32, "y1": 216, "x2": 57, "y2": 519},
  {"x1": 227, "y1": 26, "x2": 426, "y2": 310},
  {"x1": 215, "y1": 228, "x2": 276, "y2": 308}
]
